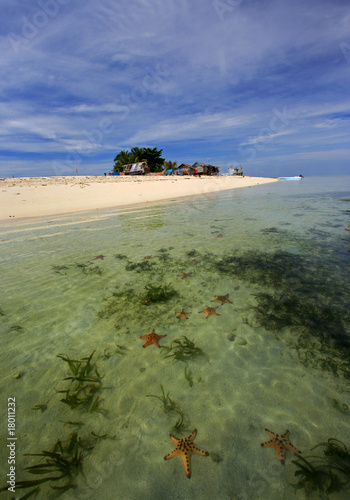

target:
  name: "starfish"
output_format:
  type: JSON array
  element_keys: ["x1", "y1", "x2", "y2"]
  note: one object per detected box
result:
[
  {"x1": 211, "y1": 294, "x2": 232, "y2": 305},
  {"x1": 261, "y1": 428, "x2": 301, "y2": 465},
  {"x1": 178, "y1": 272, "x2": 191, "y2": 279},
  {"x1": 164, "y1": 429, "x2": 209, "y2": 478},
  {"x1": 140, "y1": 329, "x2": 166, "y2": 348},
  {"x1": 93, "y1": 255, "x2": 105, "y2": 260},
  {"x1": 198, "y1": 306, "x2": 219, "y2": 318},
  {"x1": 176, "y1": 308, "x2": 191, "y2": 319}
]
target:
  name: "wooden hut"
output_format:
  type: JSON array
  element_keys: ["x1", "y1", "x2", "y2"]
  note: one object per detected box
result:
[
  {"x1": 176, "y1": 163, "x2": 195, "y2": 175},
  {"x1": 192, "y1": 162, "x2": 220, "y2": 175}
]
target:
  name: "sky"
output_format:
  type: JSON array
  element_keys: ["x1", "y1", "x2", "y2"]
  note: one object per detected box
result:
[{"x1": 0, "y1": 0, "x2": 349, "y2": 178}]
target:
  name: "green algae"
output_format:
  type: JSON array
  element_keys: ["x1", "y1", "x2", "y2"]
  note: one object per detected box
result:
[
  {"x1": 146, "y1": 384, "x2": 186, "y2": 431},
  {"x1": 141, "y1": 283, "x2": 178, "y2": 305},
  {"x1": 292, "y1": 438, "x2": 350, "y2": 495},
  {"x1": 51, "y1": 262, "x2": 103, "y2": 277},
  {"x1": 125, "y1": 259, "x2": 155, "y2": 273},
  {"x1": 163, "y1": 336, "x2": 202, "y2": 361},
  {"x1": 0, "y1": 430, "x2": 115, "y2": 499},
  {"x1": 184, "y1": 367, "x2": 194, "y2": 387},
  {"x1": 56, "y1": 351, "x2": 105, "y2": 414},
  {"x1": 99, "y1": 243, "x2": 350, "y2": 379},
  {"x1": 31, "y1": 402, "x2": 49, "y2": 413},
  {"x1": 0, "y1": 432, "x2": 85, "y2": 497},
  {"x1": 209, "y1": 248, "x2": 350, "y2": 378},
  {"x1": 51, "y1": 265, "x2": 69, "y2": 275}
]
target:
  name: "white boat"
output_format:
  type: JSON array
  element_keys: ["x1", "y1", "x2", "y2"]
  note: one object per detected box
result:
[{"x1": 278, "y1": 175, "x2": 304, "y2": 180}]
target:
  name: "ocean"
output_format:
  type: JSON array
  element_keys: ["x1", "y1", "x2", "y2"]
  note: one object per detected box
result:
[{"x1": 1, "y1": 175, "x2": 350, "y2": 499}]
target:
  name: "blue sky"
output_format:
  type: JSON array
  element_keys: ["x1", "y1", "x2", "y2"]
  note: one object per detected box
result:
[{"x1": 0, "y1": 0, "x2": 349, "y2": 177}]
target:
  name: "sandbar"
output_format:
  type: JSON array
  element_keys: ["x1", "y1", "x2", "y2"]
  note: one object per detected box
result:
[{"x1": 0, "y1": 175, "x2": 279, "y2": 220}]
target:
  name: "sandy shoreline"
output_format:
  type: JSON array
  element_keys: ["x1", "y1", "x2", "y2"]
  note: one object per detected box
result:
[{"x1": 0, "y1": 175, "x2": 279, "y2": 220}]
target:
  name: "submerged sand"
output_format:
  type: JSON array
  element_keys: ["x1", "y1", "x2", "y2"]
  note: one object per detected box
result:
[{"x1": 0, "y1": 175, "x2": 279, "y2": 220}]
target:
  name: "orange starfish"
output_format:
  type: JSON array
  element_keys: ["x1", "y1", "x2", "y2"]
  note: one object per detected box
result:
[
  {"x1": 261, "y1": 428, "x2": 301, "y2": 465},
  {"x1": 140, "y1": 329, "x2": 167, "y2": 348},
  {"x1": 176, "y1": 308, "x2": 191, "y2": 319},
  {"x1": 164, "y1": 429, "x2": 209, "y2": 478},
  {"x1": 93, "y1": 255, "x2": 105, "y2": 260},
  {"x1": 211, "y1": 294, "x2": 232, "y2": 305},
  {"x1": 178, "y1": 272, "x2": 191, "y2": 279},
  {"x1": 198, "y1": 306, "x2": 219, "y2": 318}
]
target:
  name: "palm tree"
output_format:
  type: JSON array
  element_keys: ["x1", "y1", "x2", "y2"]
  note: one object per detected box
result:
[
  {"x1": 113, "y1": 150, "x2": 133, "y2": 172},
  {"x1": 113, "y1": 146, "x2": 165, "y2": 173},
  {"x1": 163, "y1": 160, "x2": 177, "y2": 174}
]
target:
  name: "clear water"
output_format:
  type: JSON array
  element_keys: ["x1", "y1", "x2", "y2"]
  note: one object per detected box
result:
[{"x1": 1, "y1": 176, "x2": 350, "y2": 499}]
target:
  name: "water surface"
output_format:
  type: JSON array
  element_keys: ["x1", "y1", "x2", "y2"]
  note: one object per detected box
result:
[{"x1": 1, "y1": 176, "x2": 350, "y2": 499}]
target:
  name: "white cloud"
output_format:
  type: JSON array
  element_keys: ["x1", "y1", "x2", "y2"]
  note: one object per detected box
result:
[
  {"x1": 129, "y1": 112, "x2": 254, "y2": 143},
  {"x1": 240, "y1": 130, "x2": 294, "y2": 146}
]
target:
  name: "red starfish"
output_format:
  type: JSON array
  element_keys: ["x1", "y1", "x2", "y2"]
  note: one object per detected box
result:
[
  {"x1": 164, "y1": 429, "x2": 209, "y2": 478},
  {"x1": 261, "y1": 428, "x2": 301, "y2": 465},
  {"x1": 93, "y1": 255, "x2": 105, "y2": 260},
  {"x1": 198, "y1": 306, "x2": 219, "y2": 318},
  {"x1": 140, "y1": 329, "x2": 167, "y2": 348},
  {"x1": 211, "y1": 294, "x2": 232, "y2": 305},
  {"x1": 176, "y1": 308, "x2": 191, "y2": 319},
  {"x1": 177, "y1": 272, "x2": 191, "y2": 279}
]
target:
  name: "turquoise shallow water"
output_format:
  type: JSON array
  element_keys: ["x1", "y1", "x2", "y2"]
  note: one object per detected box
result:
[{"x1": 1, "y1": 176, "x2": 350, "y2": 499}]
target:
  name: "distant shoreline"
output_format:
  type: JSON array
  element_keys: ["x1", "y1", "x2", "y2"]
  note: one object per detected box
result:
[{"x1": 0, "y1": 175, "x2": 279, "y2": 221}]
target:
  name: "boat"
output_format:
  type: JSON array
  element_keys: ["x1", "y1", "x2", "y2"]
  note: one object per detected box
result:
[{"x1": 278, "y1": 175, "x2": 304, "y2": 180}]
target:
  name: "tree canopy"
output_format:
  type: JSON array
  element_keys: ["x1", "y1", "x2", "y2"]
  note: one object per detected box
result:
[{"x1": 113, "y1": 146, "x2": 165, "y2": 172}]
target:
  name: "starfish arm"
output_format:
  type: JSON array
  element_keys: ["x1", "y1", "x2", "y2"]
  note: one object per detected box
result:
[
  {"x1": 261, "y1": 439, "x2": 274, "y2": 448},
  {"x1": 141, "y1": 339, "x2": 151, "y2": 348},
  {"x1": 264, "y1": 428, "x2": 277, "y2": 439},
  {"x1": 164, "y1": 449, "x2": 181, "y2": 460},
  {"x1": 140, "y1": 335, "x2": 151, "y2": 347},
  {"x1": 170, "y1": 434, "x2": 179, "y2": 445},
  {"x1": 277, "y1": 448, "x2": 286, "y2": 465},
  {"x1": 180, "y1": 453, "x2": 192, "y2": 478},
  {"x1": 187, "y1": 429, "x2": 197, "y2": 441},
  {"x1": 192, "y1": 446, "x2": 209, "y2": 456}
]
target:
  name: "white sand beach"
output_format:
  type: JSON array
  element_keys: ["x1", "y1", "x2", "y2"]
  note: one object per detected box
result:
[{"x1": 0, "y1": 175, "x2": 279, "y2": 220}]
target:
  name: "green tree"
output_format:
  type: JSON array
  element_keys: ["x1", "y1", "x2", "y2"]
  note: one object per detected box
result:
[
  {"x1": 163, "y1": 160, "x2": 177, "y2": 174},
  {"x1": 140, "y1": 147, "x2": 165, "y2": 172},
  {"x1": 113, "y1": 147, "x2": 165, "y2": 173},
  {"x1": 113, "y1": 149, "x2": 133, "y2": 172}
]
